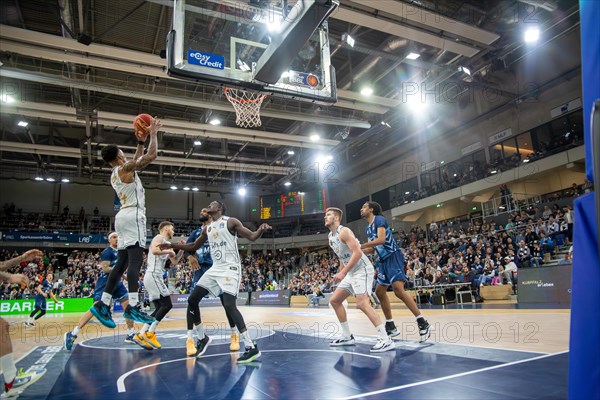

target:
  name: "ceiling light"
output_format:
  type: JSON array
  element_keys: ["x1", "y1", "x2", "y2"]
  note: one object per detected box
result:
[
  {"x1": 380, "y1": 121, "x2": 391, "y2": 128},
  {"x1": 405, "y1": 191, "x2": 410, "y2": 195},
  {"x1": 284, "y1": 182, "x2": 291, "y2": 186},
  {"x1": 523, "y1": 159, "x2": 530, "y2": 163},
  {"x1": 183, "y1": 186, "x2": 190, "y2": 191},
  {"x1": 458, "y1": 66, "x2": 471, "y2": 76},
  {"x1": 310, "y1": 134, "x2": 320, "y2": 142},
  {"x1": 406, "y1": 52, "x2": 420, "y2": 60},
  {"x1": 208, "y1": 117, "x2": 221, "y2": 126},
  {"x1": 360, "y1": 87, "x2": 373, "y2": 96},
  {"x1": 266, "y1": 18, "x2": 283, "y2": 33},
  {"x1": 61, "y1": 178, "x2": 70, "y2": 183},
  {"x1": 436, "y1": 204, "x2": 441, "y2": 208},
  {"x1": 342, "y1": 33, "x2": 355, "y2": 48},
  {"x1": 194, "y1": 140, "x2": 202, "y2": 146},
  {"x1": 18, "y1": 121, "x2": 28, "y2": 127},
  {"x1": 287, "y1": 150, "x2": 295, "y2": 155},
  {"x1": 192, "y1": 187, "x2": 199, "y2": 191},
  {"x1": 46, "y1": 177, "x2": 55, "y2": 182},
  {"x1": 490, "y1": 170, "x2": 498, "y2": 174},
  {"x1": 453, "y1": 173, "x2": 457, "y2": 177},
  {"x1": 299, "y1": 192, "x2": 305, "y2": 195},
  {"x1": 34, "y1": 176, "x2": 44, "y2": 181},
  {"x1": 238, "y1": 187, "x2": 247, "y2": 196},
  {"x1": 524, "y1": 28, "x2": 540, "y2": 43},
  {"x1": 170, "y1": 185, "x2": 178, "y2": 190},
  {"x1": 472, "y1": 207, "x2": 477, "y2": 210},
  {"x1": 1, "y1": 94, "x2": 15, "y2": 103}
]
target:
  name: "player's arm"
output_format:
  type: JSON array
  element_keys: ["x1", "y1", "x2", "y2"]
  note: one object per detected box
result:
[
  {"x1": 338, "y1": 228, "x2": 363, "y2": 275},
  {"x1": 360, "y1": 226, "x2": 386, "y2": 250},
  {"x1": 121, "y1": 118, "x2": 160, "y2": 173},
  {"x1": 229, "y1": 218, "x2": 271, "y2": 242},
  {"x1": 36, "y1": 283, "x2": 47, "y2": 297},
  {"x1": 0, "y1": 249, "x2": 43, "y2": 272},
  {"x1": 100, "y1": 260, "x2": 112, "y2": 274},
  {"x1": 0, "y1": 271, "x2": 29, "y2": 286},
  {"x1": 160, "y1": 229, "x2": 207, "y2": 252},
  {"x1": 151, "y1": 236, "x2": 175, "y2": 256}
]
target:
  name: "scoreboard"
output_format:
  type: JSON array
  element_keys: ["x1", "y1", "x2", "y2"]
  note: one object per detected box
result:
[{"x1": 260, "y1": 189, "x2": 327, "y2": 219}]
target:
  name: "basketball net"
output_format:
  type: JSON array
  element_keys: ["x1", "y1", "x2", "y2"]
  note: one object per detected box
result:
[{"x1": 224, "y1": 87, "x2": 267, "y2": 128}]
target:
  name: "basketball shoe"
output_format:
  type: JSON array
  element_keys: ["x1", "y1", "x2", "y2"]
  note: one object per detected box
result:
[
  {"x1": 143, "y1": 332, "x2": 161, "y2": 349},
  {"x1": 63, "y1": 331, "x2": 76, "y2": 351},
  {"x1": 89, "y1": 302, "x2": 116, "y2": 329},
  {"x1": 123, "y1": 304, "x2": 155, "y2": 325},
  {"x1": 230, "y1": 332, "x2": 240, "y2": 352},
  {"x1": 330, "y1": 335, "x2": 355, "y2": 346},
  {"x1": 4, "y1": 368, "x2": 46, "y2": 397},
  {"x1": 237, "y1": 342, "x2": 261, "y2": 364}
]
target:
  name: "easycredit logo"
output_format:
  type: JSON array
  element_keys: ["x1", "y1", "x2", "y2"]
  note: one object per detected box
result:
[{"x1": 187, "y1": 50, "x2": 225, "y2": 70}]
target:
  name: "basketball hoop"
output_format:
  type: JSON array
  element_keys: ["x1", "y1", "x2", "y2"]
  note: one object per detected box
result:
[{"x1": 224, "y1": 87, "x2": 267, "y2": 128}]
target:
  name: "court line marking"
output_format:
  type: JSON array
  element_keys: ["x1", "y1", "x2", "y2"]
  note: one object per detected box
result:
[
  {"x1": 313, "y1": 332, "x2": 549, "y2": 355},
  {"x1": 79, "y1": 329, "x2": 275, "y2": 351},
  {"x1": 340, "y1": 350, "x2": 569, "y2": 399},
  {"x1": 116, "y1": 349, "x2": 382, "y2": 393}
]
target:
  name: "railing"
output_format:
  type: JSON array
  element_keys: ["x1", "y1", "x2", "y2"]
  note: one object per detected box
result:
[{"x1": 481, "y1": 193, "x2": 542, "y2": 218}]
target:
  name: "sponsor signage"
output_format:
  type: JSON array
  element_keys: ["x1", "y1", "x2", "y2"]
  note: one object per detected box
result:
[
  {"x1": 461, "y1": 141, "x2": 482, "y2": 156},
  {"x1": 284, "y1": 71, "x2": 320, "y2": 88},
  {"x1": 518, "y1": 264, "x2": 572, "y2": 304},
  {"x1": 249, "y1": 290, "x2": 291, "y2": 306},
  {"x1": 0, "y1": 232, "x2": 108, "y2": 244},
  {"x1": 0, "y1": 298, "x2": 93, "y2": 315},
  {"x1": 550, "y1": 97, "x2": 581, "y2": 119},
  {"x1": 187, "y1": 50, "x2": 225, "y2": 70},
  {"x1": 489, "y1": 128, "x2": 513, "y2": 145},
  {"x1": 170, "y1": 292, "x2": 248, "y2": 308}
]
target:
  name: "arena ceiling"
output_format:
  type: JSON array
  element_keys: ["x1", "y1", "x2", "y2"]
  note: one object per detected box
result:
[{"x1": 0, "y1": 0, "x2": 581, "y2": 194}]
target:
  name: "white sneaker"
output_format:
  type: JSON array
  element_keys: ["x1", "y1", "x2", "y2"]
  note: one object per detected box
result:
[
  {"x1": 23, "y1": 321, "x2": 35, "y2": 328},
  {"x1": 370, "y1": 337, "x2": 395, "y2": 353},
  {"x1": 329, "y1": 335, "x2": 355, "y2": 346}
]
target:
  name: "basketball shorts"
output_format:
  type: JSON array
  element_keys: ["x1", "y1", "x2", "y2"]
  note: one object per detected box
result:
[
  {"x1": 34, "y1": 296, "x2": 47, "y2": 310},
  {"x1": 94, "y1": 275, "x2": 128, "y2": 302},
  {"x1": 337, "y1": 261, "x2": 374, "y2": 296},
  {"x1": 115, "y1": 207, "x2": 147, "y2": 249},
  {"x1": 198, "y1": 264, "x2": 241, "y2": 297},
  {"x1": 376, "y1": 251, "x2": 407, "y2": 286},
  {"x1": 143, "y1": 272, "x2": 170, "y2": 301}
]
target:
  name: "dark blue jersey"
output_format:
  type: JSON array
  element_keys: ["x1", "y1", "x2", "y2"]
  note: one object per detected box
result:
[
  {"x1": 366, "y1": 215, "x2": 399, "y2": 260},
  {"x1": 188, "y1": 225, "x2": 212, "y2": 265}
]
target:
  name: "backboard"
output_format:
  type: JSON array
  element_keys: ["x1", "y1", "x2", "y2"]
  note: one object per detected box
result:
[{"x1": 167, "y1": 0, "x2": 339, "y2": 104}]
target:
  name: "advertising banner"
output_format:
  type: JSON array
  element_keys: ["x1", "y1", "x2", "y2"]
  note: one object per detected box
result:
[
  {"x1": 249, "y1": 290, "x2": 291, "y2": 306},
  {"x1": 0, "y1": 298, "x2": 93, "y2": 315},
  {"x1": 518, "y1": 264, "x2": 572, "y2": 304},
  {"x1": 0, "y1": 232, "x2": 108, "y2": 244}
]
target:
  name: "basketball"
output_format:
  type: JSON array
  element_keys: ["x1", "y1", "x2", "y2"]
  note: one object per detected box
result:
[{"x1": 133, "y1": 113, "x2": 153, "y2": 140}]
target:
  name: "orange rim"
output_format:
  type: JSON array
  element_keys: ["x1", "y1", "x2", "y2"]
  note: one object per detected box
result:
[{"x1": 224, "y1": 87, "x2": 267, "y2": 104}]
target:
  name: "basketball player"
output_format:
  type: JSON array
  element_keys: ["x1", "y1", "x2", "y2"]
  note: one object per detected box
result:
[
  {"x1": 63, "y1": 232, "x2": 136, "y2": 351},
  {"x1": 24, "y1": 273, "x2": 55, "y2": 327},
  {"x1": 360, "y1": 202, "x2": 431, "y2": 342},
  {"x1": 1, "y1": 249, "x2": 47, "y2": 396},
  {"x1": 159, "y1": 201, "x2": 271, "y2": 363},
  {"x1": 324, "y1": 208, "x2": 394, "y2": 352},
  {"x1": 133, "y1": 221, "x2": 184, "y2": 350},
  {"x1": 186, "y1": 208, "x2": 240, "y2": 355},
  {"x1": 90, "y1": 117, "x2": 161, "y2": 328}
]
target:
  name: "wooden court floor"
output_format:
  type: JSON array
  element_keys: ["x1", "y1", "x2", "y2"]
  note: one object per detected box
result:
[{"x1": 6, "y1": 302, "x2": 570, "y2": 359}]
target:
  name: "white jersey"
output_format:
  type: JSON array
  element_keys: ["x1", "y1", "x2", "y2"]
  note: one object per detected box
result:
[
  {"x1": 328, "y1": 225, "x2": 371, "y2": 271},
  {"x1": 206, "y1": 216, "x2": 240, "y2": 270},
  {"x1": 146, "y1": 235, "x2": 170, "y2": 274},
  {"x1": 111, "y1": 166, "x2": 145, "y2": 212}
]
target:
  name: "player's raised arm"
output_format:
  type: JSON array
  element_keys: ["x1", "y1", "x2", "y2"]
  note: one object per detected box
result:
[
  {"x1": 229, "y1": 218, "x2": 271, "y2": 242},
  {"x1": 151, "y1": 235, "x2": 176, "y2": 257},
  {"x1": 0, "y1": 249, "x2": 43, "y2": 272},
  {"x1": 122, "y1": 117, "x2": 160, "y2": 173}
]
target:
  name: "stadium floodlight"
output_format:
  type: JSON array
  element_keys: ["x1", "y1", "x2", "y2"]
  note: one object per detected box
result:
[
  {"x1": 238, "y1": 187, "x2": 247, "y2": 196},
  {"x1": 406, "y1": 52, "x2": 420, "y2": 60},
  {"x1": 18, "y1": 121, "x2": 28, "y2": 127},
  {"x1": 360, "y1": 87, "x2": 373, "y2": 96},
  {"x1": 170, "y1": 185, "x2": 178, "y2": 190},
  {"x1": 524, "y1": 28, "x2": 540, "y2": 43}
]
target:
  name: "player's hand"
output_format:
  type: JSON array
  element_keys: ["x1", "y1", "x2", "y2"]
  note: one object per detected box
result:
[
  {"x1": 21, "y1": 249, "x2": 43, "y2": 262},
  {"x1": 258, "y1": 223, "x2": 272, "y2": 231},
  {"x1": 168, "y1": 250, "x2": 176, "y2": 258},
  {"x1": 188, "y1": 256, "x2": 200, "y2": 271},
  {"x1": 9, "y1": 273, "x2": 29, "y2": 288},
  {"x1": 43, "y1": 293, "x2": 48, "y2": 298},
  {"x1": 333, "y1": 271, "x2": 346, "y2": 283},
  {"x1": 148, "y1": 117, "x2": 161, "y2": 136},
  {"x1": 158, "y1": 242, "x2": 173, "y2": 250}
]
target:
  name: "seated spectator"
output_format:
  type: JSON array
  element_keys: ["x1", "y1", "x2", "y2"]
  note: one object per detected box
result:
[{"x1": 498, "y1": 256, "x2": 517, "y2": 286}]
